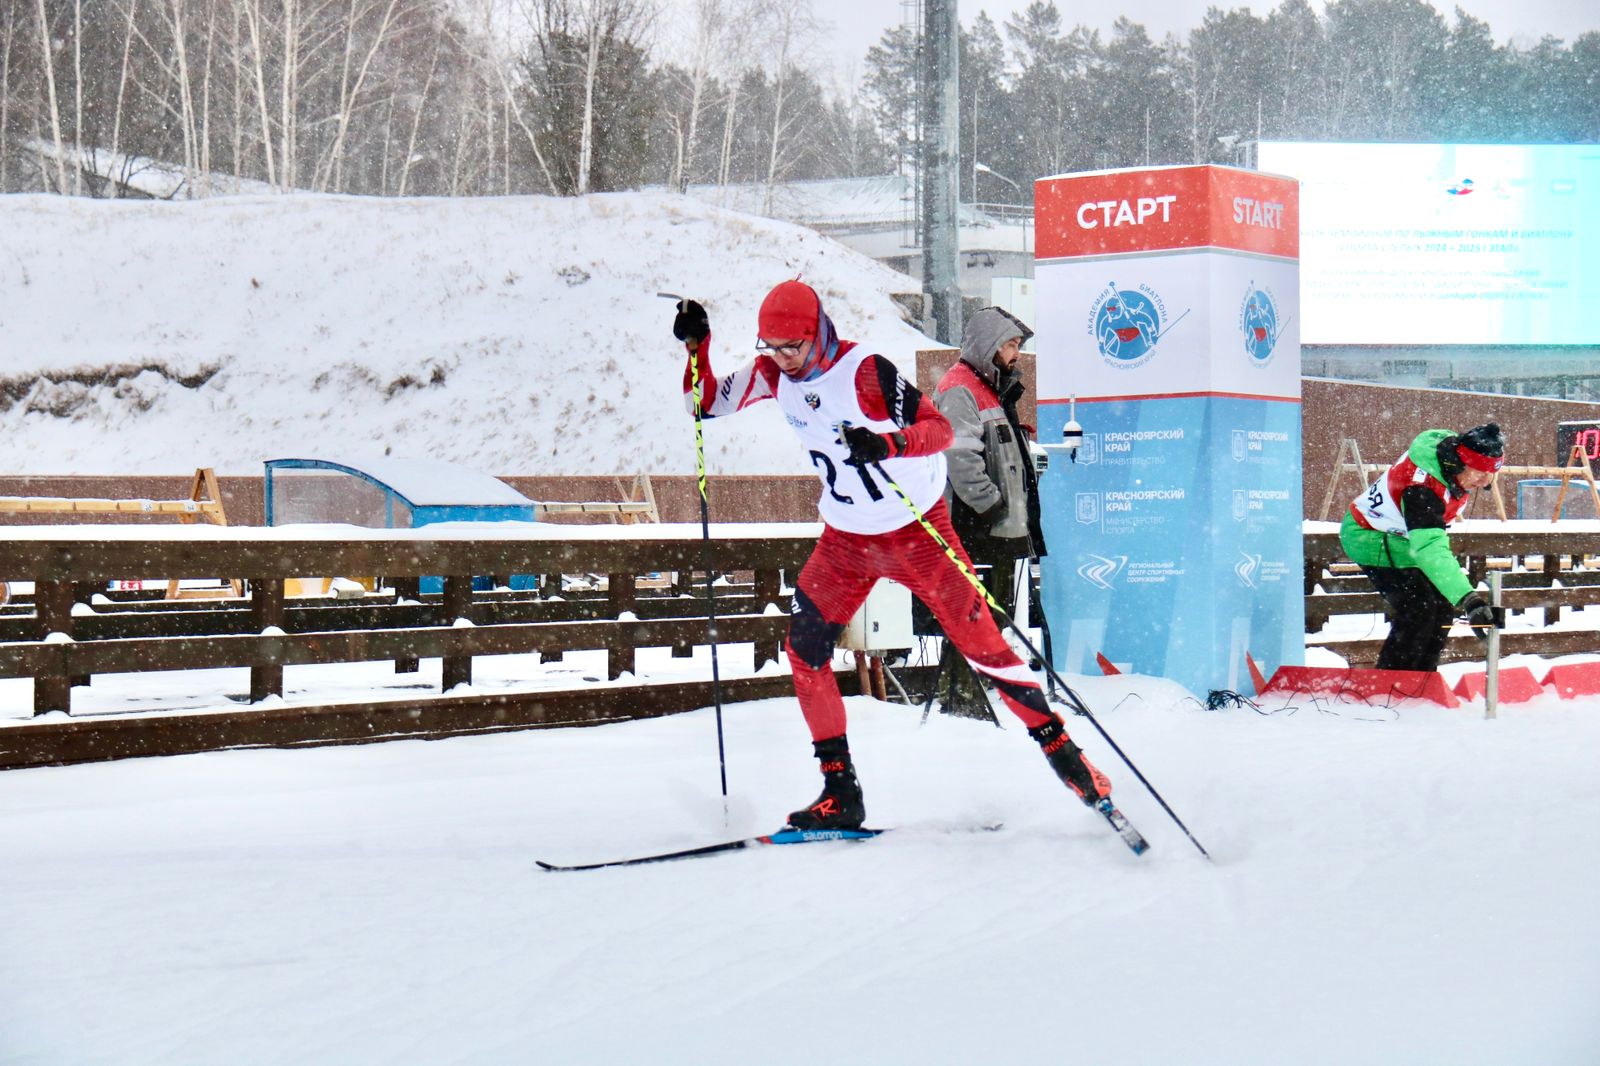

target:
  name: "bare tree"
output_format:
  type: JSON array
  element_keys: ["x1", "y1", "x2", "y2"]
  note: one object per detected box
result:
[
  {"x1": 70, "y1": 0, "x2": 82, "y2": 189},
  {"x1": 196, "y1": 0, "x2": 218, "y2": 191},
  {"x1": 241, "y1": 0, "x2": 279, "y2": 185},
  {"x1": 715, "y1": 71, "x2": 738, "y2": 189},
  {"x1": 758, "y1": 0, "x2": 817, "y2": 214},
  {"x1": 456, "y1": 0, "x2": 556, "y2": 194},
  {"x1": 0, "y1": 1, "x2": 23, "y2": 190},
  {"x1": 579, "y1": 0, "x2": 654, "y2": 194},
  {"x1": 664, "y1": 0, "x2": 759, "y2": 190},
  {"x1": 524, "y1": 0, "x2": 655, "y2": 194},
  {"x1": 711, "y1": 0, "x2": 768, "y2": 193},
  {"x1": 32, "y1": 0, "x2": 70, "y2": 191},
  {"x1": 225, "y1": 0, "x2": 245, "y2": 179},
  {"x1": 278, "y1": 0, "x2": 296, "y2": 185},
  {"x1": 115, "y1": 0, "x2": 220, "y2": 193},
  {"x1": 673, "y1": 0, "x2": 719, "y2": 189},
  {"x1": 823, "y1": 64, "x2": 884, "y2": 178},
  {"x1": 394, "y1": 12, "x2": 442, "y2": 194},
  {"x1": 314, "y1": 0, "x2": 404, "y2": 191},
  {"x1": 168, "y1": 0, "x2": 199, "y2": 186},
  {"x1": 106, "y1": 0, "x2": 139, "y2": 194}
]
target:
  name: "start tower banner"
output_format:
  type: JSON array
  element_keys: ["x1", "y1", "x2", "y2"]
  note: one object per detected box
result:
[{"x1": 1031, "y1": 165, "x2": 1302, "y2": 697}]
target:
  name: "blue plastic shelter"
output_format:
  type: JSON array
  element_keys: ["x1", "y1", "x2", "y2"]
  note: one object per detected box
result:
[{"x1": 264, "y1": 456, "x2": 538, "y2": 591}]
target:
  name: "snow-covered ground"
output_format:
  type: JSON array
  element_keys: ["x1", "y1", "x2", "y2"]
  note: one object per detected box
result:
[
  {"x1": 4, "y1": 186, "x2": 1597, "y2": 1065},
  {"x1": 0, "y1": 191, "x2": 931, "y2": 478},
  {"x1": 2, "y1": 527, "x2": 1596, "y2": 1062},
  {"x1": 2, "y1": 661, "x2": 1598, "y2": 1065}
]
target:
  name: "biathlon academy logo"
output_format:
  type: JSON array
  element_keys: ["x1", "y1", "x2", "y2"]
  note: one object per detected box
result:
[
  {"x1": 1089, "y1": 282, "x2": 1184, "y2": 370},
  {"x1": 1239, "y1": 282, "x2": 1281, "y2": 365}
]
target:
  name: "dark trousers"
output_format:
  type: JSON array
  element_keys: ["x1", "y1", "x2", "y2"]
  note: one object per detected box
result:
[
  {"x1": 975, "y1": 555, "x2": 1024, "y2": 617},
  {"x1": 1361, "y1": 565, "x2": 1458, "y2": 671}
]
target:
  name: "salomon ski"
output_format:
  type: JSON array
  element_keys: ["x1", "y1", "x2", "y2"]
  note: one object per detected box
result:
[
  {"x1": 536, "y1": 826, "x2": 885, "y2": 872},
  {"x1": 1096, "y1": 798, "x2": 1150, "y2": 855}
]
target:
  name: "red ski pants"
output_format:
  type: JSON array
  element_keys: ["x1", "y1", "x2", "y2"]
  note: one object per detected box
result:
[{"x1": 785, "y1": 499, "x2": 1053, "y2": 742}]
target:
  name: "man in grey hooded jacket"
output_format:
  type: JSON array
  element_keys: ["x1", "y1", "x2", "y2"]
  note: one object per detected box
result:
[{"x1": 935, "y1": 305, "x2": 1047, "y2": 610}]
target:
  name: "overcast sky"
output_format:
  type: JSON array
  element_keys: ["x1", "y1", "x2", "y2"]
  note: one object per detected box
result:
[{"x1": 817, "y1": 0, "x2": 1597, "y2": 67}]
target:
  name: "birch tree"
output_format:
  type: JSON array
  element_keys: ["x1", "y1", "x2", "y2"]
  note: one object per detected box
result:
[
  {"x1": 524, "y1": 0, "x2": 656, "y2": 195},
  {"x1": 0, "y1": 1, "x2": 23, "y2": 190},
  {"x1": 663, "y1": 0, "x2": 755, "y2": 190},
  {"x1": 314, "y1": 0, "x2": 405, "y2": 191},
  {"x1": 465, "y1": 0, "x2": 557, "y2": 194},
  {"x1": 106, "y1": 0, "x2": 139, "y2": 193},
  {"x1": 32, "y1": 0, "x2": 70, "y2": 191},
  {"x1": 240, "y1": 0, "x2": 279, "y2": 185},
  {"x1": 756, "y1": 0, "x2": 816, "y2": 213}
]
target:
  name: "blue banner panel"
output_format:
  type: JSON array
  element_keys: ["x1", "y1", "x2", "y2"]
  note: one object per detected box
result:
[{"x1": 1037, "y1": 396, "x2": 1303, "y2": 696}]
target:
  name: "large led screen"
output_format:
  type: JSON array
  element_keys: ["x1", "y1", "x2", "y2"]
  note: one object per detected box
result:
[{"x1": 1256, "y1": 142, "x2": 1599, "y2": 346}]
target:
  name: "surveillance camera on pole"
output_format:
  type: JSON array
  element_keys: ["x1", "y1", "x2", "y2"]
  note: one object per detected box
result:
[
  {"x1": 1062, "y1": 394, "x2": 1084, "y2": 463},
  {"x1": 1041, "y1": 394, "x2": 1085, "y2": 464}
]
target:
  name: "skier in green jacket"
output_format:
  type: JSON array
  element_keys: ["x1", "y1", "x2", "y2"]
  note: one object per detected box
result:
[{"x1": 1339, "y1": 424, "x2": 1505, "y2": 670}]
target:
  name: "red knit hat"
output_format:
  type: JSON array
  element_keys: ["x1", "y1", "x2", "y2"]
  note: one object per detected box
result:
[{"x1": 758, "y1": 280, "x2": 820, "y2": 341}]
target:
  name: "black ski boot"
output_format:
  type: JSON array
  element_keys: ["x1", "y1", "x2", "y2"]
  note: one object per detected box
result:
[
  {"x1": 786, "y1": 736, "x2": 866, "y2": 830},
  {"x1": 1028, "y1": 716, "x2": 1111, "y2": 806}
]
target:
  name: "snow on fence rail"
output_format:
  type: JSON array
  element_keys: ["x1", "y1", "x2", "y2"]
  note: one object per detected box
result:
[{"x1": 0, "y1": 524, "x2": 818, "y2": 720}]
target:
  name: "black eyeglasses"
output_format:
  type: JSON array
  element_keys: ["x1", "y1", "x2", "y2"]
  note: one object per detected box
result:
[{"x1": 756, "y1": 339, "x2": 807, "y2": 356}]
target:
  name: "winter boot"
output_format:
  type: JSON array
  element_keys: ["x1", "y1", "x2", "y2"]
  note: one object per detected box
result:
[
  {"x1": 1028, "y1": 716, "x2": 1111, "y2": 806},
  {"x1": 786, "y1": 736, "x2": 866, "y2": 830}
]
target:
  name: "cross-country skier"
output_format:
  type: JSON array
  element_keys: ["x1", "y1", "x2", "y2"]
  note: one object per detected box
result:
[
  {"x1": 673, "y1": 280, "x2": 1111, "y2": 830},
  {"x1": 1340, "y1": 423, "x2": 1506, "y2": 670}
]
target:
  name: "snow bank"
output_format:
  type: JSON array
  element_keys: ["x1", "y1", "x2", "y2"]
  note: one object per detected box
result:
[{"x1": 0, "y1": 192, "x2": 933, "y2": 477}]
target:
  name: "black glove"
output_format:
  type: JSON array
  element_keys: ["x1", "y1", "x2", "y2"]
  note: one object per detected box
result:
[
  {"x1": 1457, "y1": 591, "x2": 1499, "y2": 642},
  {"x1": 672, "y1": 299, "x2": 709, "y2": 344},
  {"x1": 842, "y1": 425, "x2": 892, "y2": 465}
]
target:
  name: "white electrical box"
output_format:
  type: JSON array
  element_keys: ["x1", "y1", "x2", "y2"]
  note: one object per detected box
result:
[{"x1": 840, "y1": 579, "x2": 914, "y2": 652}]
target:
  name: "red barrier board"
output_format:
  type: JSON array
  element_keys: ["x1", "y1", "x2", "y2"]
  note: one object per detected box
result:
[
  {"x1": 1540, "y1": 661, "x2": 1600, "y2": 700},
  {"x1": 1258, "y1": 666, "x2": 1459, "y2": 708},
  {"x1": 1451, "y1": 667, "x2": 1545, "y2": 704}
]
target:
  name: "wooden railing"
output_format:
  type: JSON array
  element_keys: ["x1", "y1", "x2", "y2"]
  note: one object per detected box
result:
[
  {"x1": 8, "y1": 524, "x2": 1598, "y2": 703},
  {"x1": 0, "y1": 524, "x2": 818, "y2": 717},
  {"x1": 1303, "y1": 522, "x2": 1600, "y2": 667},
  {"x1": 5, "y1": 522, "x2": 1599, "y2": 768}
]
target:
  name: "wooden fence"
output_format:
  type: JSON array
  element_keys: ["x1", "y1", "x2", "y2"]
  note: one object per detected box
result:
[
  {"x1": 1304, "y1": 523, "x2": 1600, "y2": 666},
  {"x1": 0, "y1": 524, "x2": 828, "y2": 712},
  {"x1": 3, "y1": 523, "x2": 1599, "y2": 769}
]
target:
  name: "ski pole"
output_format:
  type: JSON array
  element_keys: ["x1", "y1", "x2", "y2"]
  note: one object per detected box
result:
[
  {"x1": 663, "y1": 292, "x2": 729, "y2": 809},
  {"x1": 868, "y1": 458, "x2": 1212, "y2": 861},
  {"x1": 1486, "y1": 572, "x2": 1501, "y2": 720}
]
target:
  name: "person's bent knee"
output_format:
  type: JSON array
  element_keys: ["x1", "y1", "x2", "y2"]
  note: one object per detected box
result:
[{"x1": 786, "y1": 587, "x2": 845, "y2": 670}]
